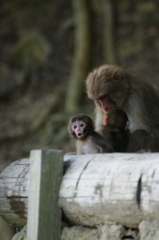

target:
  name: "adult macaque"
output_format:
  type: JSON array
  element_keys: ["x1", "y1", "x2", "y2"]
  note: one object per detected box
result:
[
  {"x1": 68, "y1": 113, "x2": 114, "y2": 154},
  {"x1": 86, "y1": 64, "x2": 159, "y2": 151},
  {"x1": 102, "y1": 109, "x2": 130, "y2": 152}
]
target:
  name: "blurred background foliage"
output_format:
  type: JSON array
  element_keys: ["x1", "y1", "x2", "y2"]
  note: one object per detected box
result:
[{"x1": 0, "y1": 0, "x2": 159, "y2": 172}]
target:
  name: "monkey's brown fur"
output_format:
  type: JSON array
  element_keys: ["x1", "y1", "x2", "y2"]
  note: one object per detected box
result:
[
  {"x1": 68, "y1": 113, "x2": 114, "y2": 154},
  {"x1": 102, "y1": 109, "x2": 130, "y2": 152},
  {"x1": 86, "y1": 64, "x2": 159, "y2": 152},
  {"x1": 126, "y1": 129, "x2": 157, "y2": 152}
]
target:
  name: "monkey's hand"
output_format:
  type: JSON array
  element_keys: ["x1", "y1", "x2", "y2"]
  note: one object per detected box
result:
[{"x1": 103, "y1": 115, "x2": 108, "y2": 126}]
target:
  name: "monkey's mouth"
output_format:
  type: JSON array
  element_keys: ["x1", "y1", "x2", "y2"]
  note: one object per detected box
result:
[
  {"x1": 77, "y1": 133, "x2": 84, "y2": 139},
  {"x1": 98, "y1": 94, "x2": 115, "y2": 113}
]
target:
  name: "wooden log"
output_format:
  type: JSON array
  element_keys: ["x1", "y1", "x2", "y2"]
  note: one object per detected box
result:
[
  {"x1": 59, "y1": 153, "x2": 159, "y2": 228},
  {"x1": 0, "y1": 158, "x2": 29, "y2": 226},
  {"x1": 1, "y1": 153, "x2": 159, "y2": 230}
]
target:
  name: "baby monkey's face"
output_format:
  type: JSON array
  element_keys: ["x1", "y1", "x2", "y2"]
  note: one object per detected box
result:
[{"x1": 72, "y1": 120, "x2": 86, "y2": 140}]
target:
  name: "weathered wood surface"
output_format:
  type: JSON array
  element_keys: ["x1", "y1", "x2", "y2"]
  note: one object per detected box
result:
[
  {"x1": 0, "y1": 158, "x2": 29, "y2": 226},
  {"x1": 0, "y1": 153, "x2": 159, "y2": 229},
  {"x1": 59, "y1": 153, "x2": 159, "y2": 228},
  {"x1": 27, "y1": 150, "x2": 63, "y2": 240}
]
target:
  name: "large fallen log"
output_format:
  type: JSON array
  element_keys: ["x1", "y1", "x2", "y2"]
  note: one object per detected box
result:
[
  {"x1": 0, "y1": 153, "x2": 159, "y2": 229},
  {"x1": 59, "y1": 153, "x2": 159, "y2": 228}
]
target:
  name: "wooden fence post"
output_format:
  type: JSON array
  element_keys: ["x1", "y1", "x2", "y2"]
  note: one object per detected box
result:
[{"x1": 26, "y1": 149, "x2": 63, "y2": 240}]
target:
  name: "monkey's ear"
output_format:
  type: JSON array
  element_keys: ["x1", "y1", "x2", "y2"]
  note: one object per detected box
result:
[
  {"x1": 103, "y1": 115, "x2": 108, "y2": 126},
  {"x1": 125, "y1": 121, "x2": 130, "y2": 130},
  {"x1": 113, "y1": 69, "x2": 122, "y2": 80}
]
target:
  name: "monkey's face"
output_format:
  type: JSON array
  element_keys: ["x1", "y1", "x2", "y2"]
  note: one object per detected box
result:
[
  {"x1": 68, "y1": 113, "x2": 95, "y2": 140},
  {"x1": 106, "y1": 109, "x2": 130, "y2": 130},
  {"x1": 86, "y1": 65, "x2": 130, "y2": 113},
  {"x1": 97, "y1": 94, "x2": 115, "y2": 114},
  {"x1": 71, "y1": 120, "x2": 86, "y2": 140}
]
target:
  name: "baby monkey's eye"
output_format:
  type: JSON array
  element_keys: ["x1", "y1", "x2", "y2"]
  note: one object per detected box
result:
[
  {"x1": 80, "y1": 124, "x2": 84, "y2": 127},
  {"x1": 73, "y1": 125, "x2": 77, "y2": 129}
]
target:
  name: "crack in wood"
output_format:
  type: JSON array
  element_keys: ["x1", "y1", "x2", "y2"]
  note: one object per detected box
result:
[
  {"x1": 152, "y1": 169, "x2": 156, "y2": 178},
  {"x1": 75, "y1": 157, "x2": 95, "y2": 190},
  {"x1": 136, "y1": 174, "x2": 142, "y2": 209},
  {"x1": 7, "y1": 196, "x2": 27, "y2": 199}
]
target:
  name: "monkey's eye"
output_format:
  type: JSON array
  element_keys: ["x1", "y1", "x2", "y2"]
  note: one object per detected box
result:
[
  {"x1": 99, "y1": 94, "x2": 108, "y2": 100},
  {"x1": 79, "y1": 123, "x2": 84, "y2": 127},
  {"x1": 73, "y1": 125, "x2": 77, "y2": 129}
]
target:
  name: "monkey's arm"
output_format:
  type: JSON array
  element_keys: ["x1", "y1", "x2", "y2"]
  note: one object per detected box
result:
[
  {"x1": 126, "y1": 129, "x2": 155, "y2": 152},
  {"x1": 90, "y1": 132, "x2": 114, "y2": 153}
]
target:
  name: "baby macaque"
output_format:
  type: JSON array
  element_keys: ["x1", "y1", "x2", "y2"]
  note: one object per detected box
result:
[
  {"x1": 68, "y1": 113, "x2": 114, "y2": 154},
  {"x1": 102, "y1": 109, "x2": 130, "y2": 152}
]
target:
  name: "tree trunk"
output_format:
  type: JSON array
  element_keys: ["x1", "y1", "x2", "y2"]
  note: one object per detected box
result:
[
  {"x1": 65, "y1": 0, "x2": 92, "y2": 112},
  {"x1": 102, "y1": 0, "x2": 119, "y2": 64}
]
